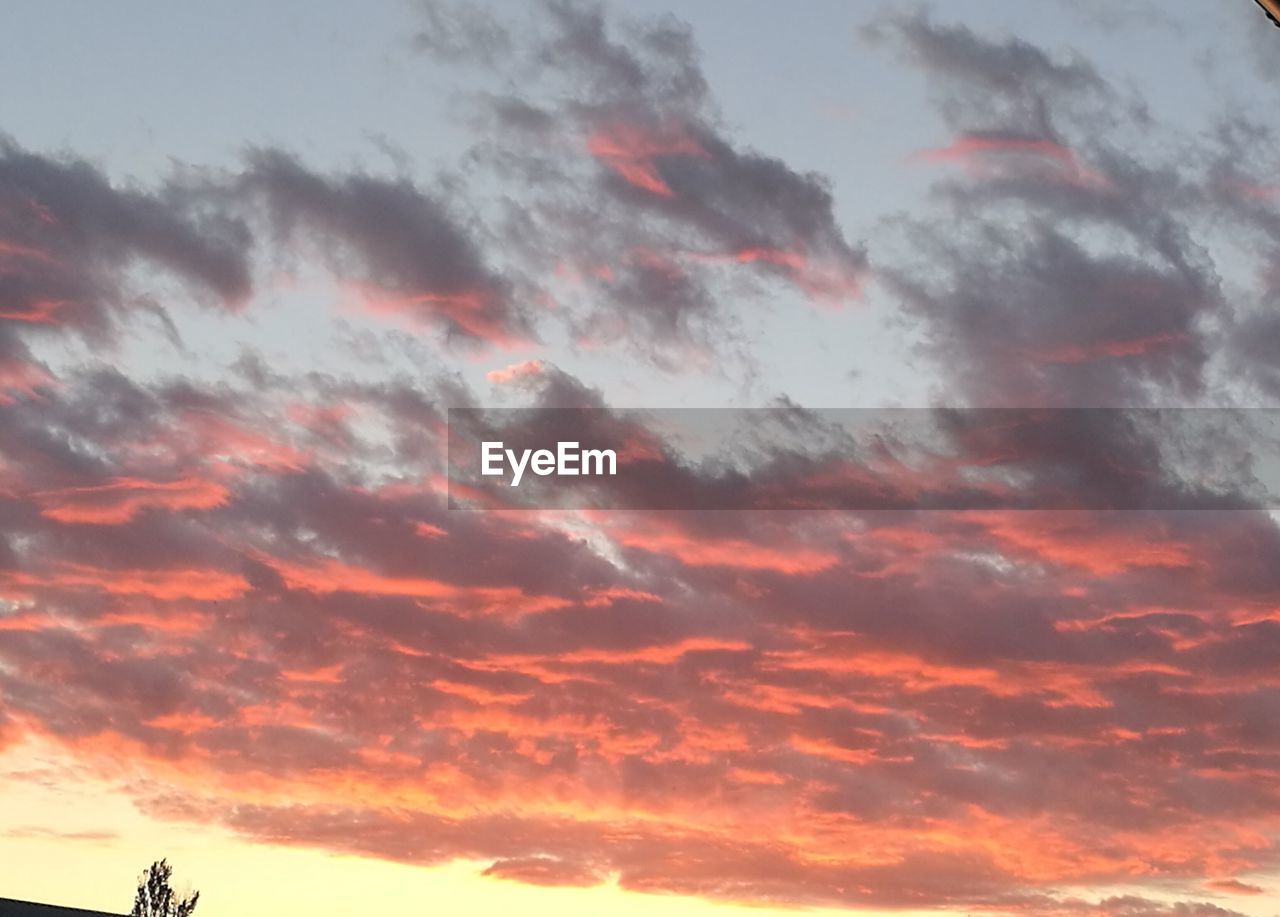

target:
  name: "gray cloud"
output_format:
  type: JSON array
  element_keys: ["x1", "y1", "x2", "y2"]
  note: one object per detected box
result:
[
  {"x1": 867, "y1": 11, "x2": 1223, "y2": 407},
  {"x1": 238, "y1": 148, "x2": 531, "y2": 346},
  {"x1": 418, "y1": 0, "x2": 867, "y2": 357}
]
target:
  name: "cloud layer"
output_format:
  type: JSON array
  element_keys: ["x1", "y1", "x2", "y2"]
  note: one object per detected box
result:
[{"x1": 3, "y1": 2, "x2": 1280, "y2": 914}]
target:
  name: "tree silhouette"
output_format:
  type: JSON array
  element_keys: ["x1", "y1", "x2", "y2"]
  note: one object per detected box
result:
[{"x1": 130, "y1": 859, "x2": 199, "y2": 917}]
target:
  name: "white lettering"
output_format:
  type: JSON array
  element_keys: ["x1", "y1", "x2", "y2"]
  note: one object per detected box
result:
[
  {"x1": 531, "y1": 449, "x2": 556, "y2": 476},
  {"x1": 557, "y1": 441, "x2": 579, "y2": 475},
  {"x1": 480, "y1": 442, "x2": 618, "y2": 486},
  {"x1": 481, "y1": 442, "x2": 504, "y2": 476},
  {"x1": 581, "y1": 448, "x2": 617, "y2": 476},
  {"x1": 507, "y1": 446, "x2": 532, "y2": 487}
]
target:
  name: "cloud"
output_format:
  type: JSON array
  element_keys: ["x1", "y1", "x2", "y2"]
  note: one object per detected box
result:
[
  {"x1": 3, "y1": 3, "x2": 1280, "y2": 914},
  {"x1": 31, "y1": 476, "x2": 230, "y2": 525},
  {"x1": 863, "y1": 10, "x2": 1112, "y2": 137},
  {"x1": 482, "y1": 856, "x2": 606, "y2": 887},
  {"x1": 238, "y1": 149, "x2": 531, "y2": 346},
  {"x1": 1073, "y1": 898, "x2": 1252, "y2": 917},
  {"x1": 412, "y1": 0, "x2": 512, "y2": 65},
  {"x1": 1204, "y1": 879, "x2": 1266, "y2": 896},
  {"x1": 1, "y1": 826, "x2": 118, "y2": 843},
  {"x1": 0, "y1": 137, "x2": 253, "y2": 339},
  {"x1": 867, "y1": 11, "x2": 1222, "y2": 407},
  {"x1": 486, "y1": 359, "x2": 547, "y2": 386},
  {"x1": 416, "y1": 0, "x2": 867, "y2": 357},
  {"x1": 6, "y1": 365, "x2": 1280, "y2": 909},
  {"x1": 0, "y1": 140, "x2": 256, "y2": 426}
]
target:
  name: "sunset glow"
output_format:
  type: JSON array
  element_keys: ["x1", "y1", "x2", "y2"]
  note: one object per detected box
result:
[{"x1": 3, "y1": 3, "x2": 1280, "y2": 917}]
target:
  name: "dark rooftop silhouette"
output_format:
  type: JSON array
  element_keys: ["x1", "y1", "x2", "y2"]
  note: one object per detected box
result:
[{"x1": 0, "y1": 898, "x2": 123, "y2": 917}]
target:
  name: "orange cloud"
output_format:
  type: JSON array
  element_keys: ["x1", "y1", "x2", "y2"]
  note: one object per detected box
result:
[
  {"x1": 0, "y1": 239, "x2": 56, "y2": 263},
  {"x1": 0, "y1": 359, "x2": 53, "y2": 404},
  {"x1": 32, "y1": 475, "x2": 230, "y2": 524},
  {"x1": 1032, "y1": 331, "x2": 1193, "y2": 365},
  {"x1": 610, "y1": 524, "x2": 838, "y2": 573},
  {"x1": 259, "y1": 553, "x2": 569, "y2": 616},
  {"x1": 0, "y1": 297, "x2": 68, "y2": 324},
  {"x1": 3, "y1": 563, "x2": 248, "y2": 601},
  {"x1": 1205, "y1": 878, "x2": 1265, "y2": 895},
  {"x1": 974, "y1": 512, "x2": 1197, "y2": 575},
  {"x1": 586, "y1": 121, "x2": 708, "y2": 197},
  {"x1": 911, "y1": 133, "x2": 1110, "y2": 189},
  {"x1": 486, "y1": 359, "x2": 546, "y2": 385}
]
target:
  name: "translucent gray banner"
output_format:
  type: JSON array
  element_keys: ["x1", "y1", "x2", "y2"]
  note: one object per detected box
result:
[{"x1": 446, "y1": 408, "x2": 1280, "y2": 510}]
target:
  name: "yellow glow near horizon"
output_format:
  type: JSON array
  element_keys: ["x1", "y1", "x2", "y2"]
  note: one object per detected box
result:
[
  {"x1": 4, "y1": 736, "x2": 1272, "y2": 917},
  {"x1": 0, "y1": 737, "x2": 911, "y2": 917}
]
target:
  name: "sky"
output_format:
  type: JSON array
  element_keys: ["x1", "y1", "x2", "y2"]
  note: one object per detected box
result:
[{"x1": 4, "y1": 1, "x2": 1280, "y2": 916}]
